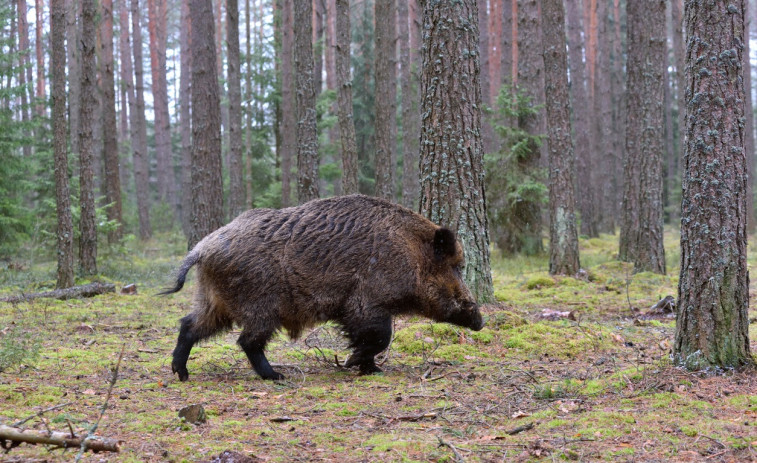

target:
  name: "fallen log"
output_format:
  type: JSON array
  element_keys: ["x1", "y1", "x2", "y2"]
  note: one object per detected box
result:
[
  {"x1": 0, "y1": 424, "x2": 120, "y2": 453},
  {"x1": 0, "y1": 282, "x2": 116, "y2": 303}
]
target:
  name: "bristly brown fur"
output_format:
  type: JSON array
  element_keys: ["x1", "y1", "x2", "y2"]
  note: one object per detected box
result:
[{"x1": 165, "y1": 194, "x2": 484, "y2": 381}]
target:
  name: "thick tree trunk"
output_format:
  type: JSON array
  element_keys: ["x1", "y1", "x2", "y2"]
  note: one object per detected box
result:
[
  {"x1": 131, "y1": 0, "x2": 152, "y2": 240},
  {"x1": 515, "y1": 0, "x2": 544, "y2": 253},
  {"x1": 148, "y1": 0, "x2": 174, "y2": 207},
  {"x1": 189, "y1": 0, "x2": 224, "y2": 248},
  {"x1": 335, "y1": 0, "x2": 358, "y2": 195},
  {"x1": 100, "y1": 0, "x2": 123, "y2": 243},
  {"x1": 675, "y1": 0, "x2": 752, "y2": 370},
  {"x1": 79, "y1": 0, "x2": 98, "y2": 275},
  {"x1": 419, "y1": 0, "x2": 494, "y2": 303},
  {"x1": 179, "y1": 0, "x2": 192, "y2": 236},
  {"x1": 293, "y1": 0, "x2": 319, "y2": 204},
  {"x1": 565, "y1": 0, "x2": 596, "y2": 237},
  {"x1": 227, "y1": 0, "x2": 244, "y2": 217},
  {"x1": 619, "y1": 0, "x2": 666, "y2": 274},
  {"x1": 399, "y1": 0, "x2": 419, "y2": 209},
  {"x1": 51, "y1": 0, "x2": 74, "y2": 288},
  {"x1": 542, "y1": 0, "x2": 579, "y2": 276},
  {"x1": 374, "y1": 0, "x2": 397, "y2": 201},
  {"x1": 280, "y1": 0, "x2": 295, "y2": 206}
]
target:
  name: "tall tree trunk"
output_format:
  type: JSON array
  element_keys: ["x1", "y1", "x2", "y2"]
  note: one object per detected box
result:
[
  {"x1": 100, "y1": 0, "x2": 123, "y2": 243},
  {"x1": 227, "y1": 0, "x2": 244, "y2": 217},
  {"x1": 51, "y1": 0, "x2": 74, "y2": 288},
  {"x1": 246, "y1": 0, "x2": 254, "y2": 206},
  {"x1": 293, "y1": 0, "x2": 319, "y2": 203},
  {"x1": 118, "y1": 0, "x2": 133, "y2": 202},
  {"x1": 313, "y1": 0, "x2": 324, "y2": 96},
  {"x1": 399, "y1": 0, "x2": 419, "y2": 209},
  {"x1": 500, "y1": 0, "x2": 513, "y2": 86},
  {"x1": 79, "y1": 0, "x2": 98, "y2": 275},
  {"x1": 179, "y1": 0, "x2": 192, "y2": 236},
  {"x1": 66, "y1": 0, "x2": 81, "y2": 159},
  {"x1": 489, "y1": 0, "x2": 502, "y2": 100},
  {"x1": 374, "y1": 0, "x2": 397, "y2": 201},
  {"x1": 280, "y1": 0, "x2": 295, "y2": 206},
  {"x1": 478, "y1": 0, "x2": 493, "y2": 154},
  {"x1": 131, "y1": 0, "x2": 152, "y2": 239},
  {"x1": 671, "y1": 0, "x2": 685, "y2": 215},
  {"x1": 148, "y1": 0, "x2": 174, "y2": 207},
  {"x1": 515, "y1": 0, "x2": 544, "y2": 253},
  {"x1": 335, "y1": 0, "x2": 358, "y2": 195},
  {"x1": 16, "y1": 0, "x2": 32, "y2": 159},
  {"x1": 745, "y1": 2, "x2": 755, "y2": 234},
  {"x1": 34, "y1": 0, "x2": 46, "y2": 117},
  {"x1": 565, "y1": 0, "x2": 597, "y2": 237},
  {"x1": 542, "y1": 0, "x2": 579, "y2": 275},
  {"x1": 189, "y1": 0, "x2": 224, "y2": 248},
  {"x1": 674, "y1": 0, "x2": 752, "y2": 370},
  {"x1": 610, "y1": 0, "x2": 625, "y2": 228},
  {"x1": 593, "y1": 0, "x2": 614, "y2": 232},
  {"x1": 619, "y1": 0, "x2": 666, "y2": 274},
  {"x1": 419, "y1": 0, "x2": 494, "y2": 303}
]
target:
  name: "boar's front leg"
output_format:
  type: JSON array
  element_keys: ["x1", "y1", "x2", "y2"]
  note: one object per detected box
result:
[
  {"x1": 237, "y1": 328, "x2": 285, "y2": 380},
  {"x1": 343, "y1": 314, "x2": 392, "y2": 375}
]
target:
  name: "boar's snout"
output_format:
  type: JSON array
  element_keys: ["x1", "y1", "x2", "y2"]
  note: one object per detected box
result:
[
  {"x1": 468, "y1": 303, "x2": 485, "y2": 331},
  {"x1": 445, "y1": 300, "x2": 484, "y2": 331}
]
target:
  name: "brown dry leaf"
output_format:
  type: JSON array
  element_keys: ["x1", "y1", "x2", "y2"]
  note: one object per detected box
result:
[
  {"x1": 512, "y1": 410, "x2": 530, "y2": 419},
  {"x1": 611, "y1": 332, "x2": 625, "y2": 344}
]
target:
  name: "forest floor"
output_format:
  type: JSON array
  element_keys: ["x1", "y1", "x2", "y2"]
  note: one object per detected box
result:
[{"x1": 0, "y1": 229, "x2": 756, "y2": 462}]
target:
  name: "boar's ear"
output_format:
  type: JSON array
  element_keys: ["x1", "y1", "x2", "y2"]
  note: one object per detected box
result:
[{"x1": 433, "y1": 228, "x2": 457, "y2": 260}]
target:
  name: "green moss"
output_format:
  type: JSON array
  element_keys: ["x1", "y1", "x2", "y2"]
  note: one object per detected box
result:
[
  {"x1": 502, "y1": 321, "x2": 612, "y2": 357},
  {"x1": 486, "y1": 310, "x2": 528, "y2": 329},
  {"x1": 525, "y1": 274, "x2": 556, "y2": 289}
]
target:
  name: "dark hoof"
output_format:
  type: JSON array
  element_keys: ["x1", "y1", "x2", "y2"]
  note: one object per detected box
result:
[
  {"x1": 358, "y1": 364, "x2": 383, "y2": 376},
  {"x1": 260, "y1": 370, "x2": 286, "y2": 381},
  {"x1": 172, "y1": 363, "x2": 189, "y2": 381}
]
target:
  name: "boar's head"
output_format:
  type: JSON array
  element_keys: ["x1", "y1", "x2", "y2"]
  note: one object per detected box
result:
[{"x1": 425, "y1": 228, "x2": 485, "y2": 331}]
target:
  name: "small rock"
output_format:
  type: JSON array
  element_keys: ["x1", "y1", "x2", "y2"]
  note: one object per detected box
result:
[
  {"x1": 178, "y1": 403, "x2": 207, "y2": 424},
  {"x1": 121, "y1": 283, "x2": 138, "y2": 295}
]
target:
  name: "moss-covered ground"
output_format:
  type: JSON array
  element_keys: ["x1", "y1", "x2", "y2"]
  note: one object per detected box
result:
[{"x1": 0, "y1": 229, "x2": 755, "y2": 462}]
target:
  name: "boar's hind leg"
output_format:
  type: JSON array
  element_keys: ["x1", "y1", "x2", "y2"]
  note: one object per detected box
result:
[
  {"x1": 237, "y1": 328, "x2": 285, "y2": 380},
  {"x1": 172, "y1": 315, "x2": 216, "y2": 381},
  {"x1": 343, "y1": 315, "x2": 392, "y2": 375}
]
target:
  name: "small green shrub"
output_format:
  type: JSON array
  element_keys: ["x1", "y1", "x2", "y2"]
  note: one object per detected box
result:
[{"x1": 0, "y1": 325, "x2": 41, "y2": 372}]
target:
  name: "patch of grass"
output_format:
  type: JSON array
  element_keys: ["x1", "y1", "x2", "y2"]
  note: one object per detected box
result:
[{"x1": 502, "y1": 321, "x2": 613, "y2": 357}]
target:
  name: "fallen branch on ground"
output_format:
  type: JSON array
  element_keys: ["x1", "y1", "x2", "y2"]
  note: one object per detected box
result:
[
  {"x1": 0, "y1": 282, "x2": 116, "y2": 303},
  {"x1": 0, "y1": 424, "x2": 120, "y2": 453}
]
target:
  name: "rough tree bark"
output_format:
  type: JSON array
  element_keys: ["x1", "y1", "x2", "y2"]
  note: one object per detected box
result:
[
  {"x1": 79, "y1": 0, "x2": 98, "y2": 275},
  {"x1": 100, "y1": 0, "x2": 123, "y2": 243},
  {"x1": 542, "y1": 0, "x2": 579, "y2": 276},
  {"x1": 293, "y1": 0, "x2": 319, "y2": 203},
  {"x1": 227, "y1": 0, "x2": 244, "y2": 217},
  {"x1": 674, "y1": 0, "x2": 753, "y2": 370},
  {"x1": 131, "y1": 0, "x2": 152, "y2": 239},
  {"x1": 593, "y1": 0, "x2": 614, "y2": 232},
  {"x1": 51, "y1": 0, "x2": 74, "y2": 288},
  {"x1": 374, "y1": 0, "x2": 397, "y2": 201},
  {"x1": 335, "y1": 0, "x2": 358, "y2": 195},
  {"x1": 419, "y1": 0, "x2": 494, "y2": 303},
  {"x1": 565, "y1": 0, "x2": 596, "y2": 237},
  {"x1": 189, "y1": 0, "x2": 224, "y2": 248},
  {"x1": 148, "y1": 0, "x2": 174, "y2": 206},
  {"x1": 399, "y1": 0, "x2": 419, "y2": 209},
  {"x1": 280, "y1": 0, "x2": 295, "y2": 206},
  {"x1": 179, "y1": 0, "x2": 192, "y2": 236},
  {"x1": 619, "y1": 0, "x2": 666, "y2": 274}
]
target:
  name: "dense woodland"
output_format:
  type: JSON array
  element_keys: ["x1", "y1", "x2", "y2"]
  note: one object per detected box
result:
[{"x1": 0, "y1": 0, "x2": 754, "y2": 382}]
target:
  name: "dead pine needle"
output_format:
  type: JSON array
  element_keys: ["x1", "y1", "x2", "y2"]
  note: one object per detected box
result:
[{"x1": 75, "y1": 343, "x2": 126, "y2": 462}]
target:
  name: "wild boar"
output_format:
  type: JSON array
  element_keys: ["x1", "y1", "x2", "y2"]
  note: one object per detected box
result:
[{"x1": 161, "y1": 194, "x2": 484, "y2": 381}]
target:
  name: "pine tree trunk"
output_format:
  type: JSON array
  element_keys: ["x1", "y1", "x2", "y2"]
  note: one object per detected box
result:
[
  {"x1": 478, "y1": 0, "x2": 492, "y2": 153},
  {"x1": 335, "y1": 0, "x2": 358, "y2": 195},
  {"x1": 565, "y1": 0, "x2": 597, "y2": 238},
  {"x1": 34, "y1": 0, "x2": 46, "y2": 117},
  {"x1": 100, "y1": 0, "x2": 123, "y2": 243},
  {"x1": 671, "y1": 0, "x2": 685, "y2": 213},
  {"x1": 593, "y1": 0, "x2": 614, "y2": 233},
  {"x1": 79, "y1": 0, "x2": 98, "y2": 275},
  {"x1": 189, "y1": 0, "x2": 224, "y2": 248},
  {"x1": 619, "y1": 0, "x2": 666, "y2": 274},
  {"x1": 675, "y1": 0, "x2": 752, "y2": 370},
  {"x1": 179, "y1": 0, "x2": 192, "y2": 236},
  {"x1": 399, "y1": 0, "x2": 419, "y2": 209},
  {"x1": 374, "y1": 0, "x2": 397, "y2": 201},
  {"x1": 280, "y1": 0, "x2": 295, "y2": 206},
  {"x1": 66, "y1": 0, "x2": 81, "y2": 158},
  {"x1": 118, "y1": 0, "x2": 133, "y2": 202},
  {"x1": 293, "y1": 0, "x2": 319, "y2": 204},
  {"x1": 16, "y1": 0, "x2": 32, "y2": 159},
  {"x1": 419, "y1": 0, "x2": 494, "y2": 303},
  {"x1": 227, "y1": 0, "x2": 244, "y2": 217},
  {"x1": 148, "y1": 0, "x2": 174, "y2": 207},
  {"x1": 51, "y1": 0, "x2": 75, "y2": 288},
  {"x1": 131, "y1": 0, "x2": 152, "y2": 240},
  {"x1": 515, "y1": 0, "x2": 544, "y2": 253},
  {"x1": 610, "y1": 0, "x2": 625, "y2": 228},
  {"x1": 744, "y1": 3, "x2": 755, "y2": 234},
  {"x1": 500, "y1": 0, "x2": 513, "y2": 86},
  {"x1": 542, "y1": 0, "x2": 579, "y2": 276}
]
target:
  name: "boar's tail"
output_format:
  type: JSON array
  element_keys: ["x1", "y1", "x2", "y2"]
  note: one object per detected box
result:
[{"x1": 157, "y1": 250, "x2": 201, "y2": 296}]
